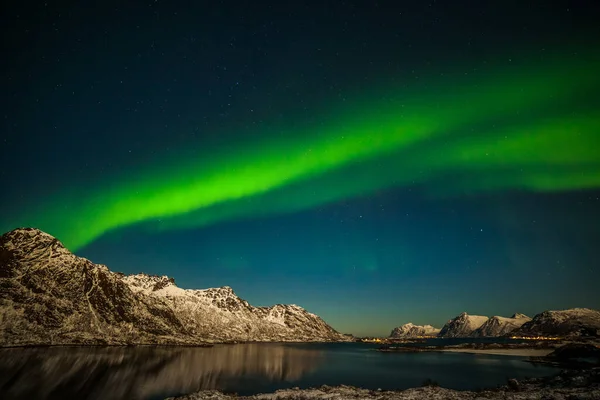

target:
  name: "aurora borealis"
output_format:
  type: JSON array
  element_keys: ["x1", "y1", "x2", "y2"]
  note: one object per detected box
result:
[
  {"x1": 2, "y1": 1, "x2": 600, "y2": 335},
  {"x1": 4, "y1": 57, "x2": 600, "y2": 250}
]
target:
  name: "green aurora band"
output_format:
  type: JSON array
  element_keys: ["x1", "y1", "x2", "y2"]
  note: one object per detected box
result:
[{"x1": 4, "y1": 56, "x2": 600, "y2": 250}]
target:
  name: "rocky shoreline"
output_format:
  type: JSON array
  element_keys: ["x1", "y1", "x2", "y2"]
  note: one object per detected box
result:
[
  {"x1": 167, "y1": 344, "x2": 600, "y2": 399},
  {"x1": 167, "y1": 368, "x2": 600, "y2": 399},
  {"x1": 376, "y1": 341, "x2": 560, "y2": 353}
]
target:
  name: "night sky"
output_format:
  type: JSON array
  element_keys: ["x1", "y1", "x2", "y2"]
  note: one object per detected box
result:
[{"x1": 2, "y1": 1, "x2": 600, "y2": 336}]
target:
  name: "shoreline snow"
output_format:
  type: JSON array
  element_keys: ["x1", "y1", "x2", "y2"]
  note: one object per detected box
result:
[{"x1": 166, "y1": 368, "x2": 600, "y2": 399}]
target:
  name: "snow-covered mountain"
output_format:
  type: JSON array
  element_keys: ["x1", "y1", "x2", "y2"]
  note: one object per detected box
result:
[
  {"x1": 120, "y1": 273, "x2": 346, "y2": 342},
  {"x1": 0, "y1": 228, "x2": 349, "y2": 346},
  {"x1": 438, "y1": 312, "x2": 489, "y2": 337},
  {"x1": 513, "y1": 308, "x2": 600, "y2": 338},
  {"x1": 472, "y1": 313, "x2": 531, "y2": 337},
  {"x1": 389, "y1": 323, "x2": 440, "y2": 338}
]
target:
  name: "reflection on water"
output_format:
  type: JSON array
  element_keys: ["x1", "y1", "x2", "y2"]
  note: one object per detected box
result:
[
  {"x1": 0, "y1": 344, "x2": 323, "y2": 400},
  {"x1": 0, "y1": 343, "x2": 559, "y2": 400}
]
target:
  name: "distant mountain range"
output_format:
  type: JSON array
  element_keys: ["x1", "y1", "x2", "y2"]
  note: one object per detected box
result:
[
  {"x1": 515, "y1": 308, "x2": 600, "y2": 337},
  {"x1": 389, "y1": 323, "x2": 440, "y2": 338},
  {"x1": 438, "y1": 312, "x2": 532, "y2": 338},
  {"x1": 0, "y1": 228, "x2": 349, "y2": 346},
  {"x1": 390, "y1": 309, "x2": 600, "y2": 339},
  {"x1": 474, "y1": 313, "x2": 531, "y2": 337},
  {"x1": 2, "y1": 228, "x2": 599, "y2": 346}
]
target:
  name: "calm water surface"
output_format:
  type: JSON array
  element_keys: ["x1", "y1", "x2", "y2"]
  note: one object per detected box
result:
[{"x1": 0, "y1": 343, "x2": 558, "y2": 400}]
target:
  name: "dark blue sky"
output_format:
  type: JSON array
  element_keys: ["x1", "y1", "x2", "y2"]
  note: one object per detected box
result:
[{"x1": 1, "y1": 1, "x2": 599, "y2": 336}]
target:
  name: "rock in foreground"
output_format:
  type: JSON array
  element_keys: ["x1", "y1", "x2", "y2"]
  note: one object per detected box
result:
[
  {"x1": 0, "y1": 228, "x2": 348, "y2": 346},
  {"x1": 167, "y1": 368, "x2": 600, "y2": 400}
]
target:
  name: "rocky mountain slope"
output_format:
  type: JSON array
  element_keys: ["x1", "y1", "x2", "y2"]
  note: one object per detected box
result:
[
  {"x1": 472, "y1": 313, "x2": 531, "y2": 337},
  {"x1": 438, "y1": 312, "x2": 489, "y2": 337},
  {"x1": 389, "y1": 323, "x2": 440, "y2": 338},
  {"x1": 0, "y1": 228, "x2": 348, "y2": 346},
  {"x1": 513, "y1": 308, "x2": 600, "y2": 338},
  {"x1": 120, "y1": 273, "x2": 346, "y2": 342}
]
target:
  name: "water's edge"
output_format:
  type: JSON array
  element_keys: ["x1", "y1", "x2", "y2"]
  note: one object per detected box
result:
[{"x1": 0, "y1": 342, "x2": 561, "y2": 400}]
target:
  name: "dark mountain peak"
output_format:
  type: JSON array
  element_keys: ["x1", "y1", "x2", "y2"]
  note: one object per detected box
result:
[
  {"x1": 0, "y1": 228, "x2": 74, "y2": 279},
  {"x1": 1, "y1": 227, "x2": 66, "y2": 250}
]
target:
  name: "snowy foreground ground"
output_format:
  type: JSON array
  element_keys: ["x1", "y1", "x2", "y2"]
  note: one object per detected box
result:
[{"x1": 167, "y1": 368, "x2": 600, "y2": 400}]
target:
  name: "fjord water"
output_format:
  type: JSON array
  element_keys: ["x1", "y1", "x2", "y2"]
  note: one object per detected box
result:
[{"x1": 0, "y1": 343, "x2": 557, "y2": 400}]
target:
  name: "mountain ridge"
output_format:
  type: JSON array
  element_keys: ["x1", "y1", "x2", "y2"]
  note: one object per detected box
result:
[
  {"x1": 0, "y1": 228, "x2": 349, "y2": 346},
  {"x1": 513, "y1": 308, "x2": 600, "y2": 337},
  {"x1": 438, "y1": 312, "x2": 489, "y2": 338},
  {"x1": 389, "y1": 323, "x2": 440, "y2": 338},
  {"x1": 416, "y1": 309, "x2": 599, "y2": 338},
  {"x1": 472, "y1": 314, "x2": 531, "y2": 337}
]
